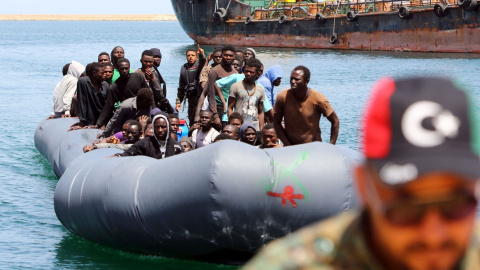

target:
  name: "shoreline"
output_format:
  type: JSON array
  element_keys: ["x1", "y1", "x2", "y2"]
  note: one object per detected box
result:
[{"x1": 0, "y1": 14, "x2": 177, "y2": 21}]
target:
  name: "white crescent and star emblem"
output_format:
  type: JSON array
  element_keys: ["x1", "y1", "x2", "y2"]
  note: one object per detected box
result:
[{"x1": 401, "y1": 101, "x2": 461, "y2": 148}]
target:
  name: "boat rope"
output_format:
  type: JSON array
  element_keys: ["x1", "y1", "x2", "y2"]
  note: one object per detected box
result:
[
  {"x1": 332, "y1": 0, "x2": 341, "y2": 35},
  {"x1": 226, "y1": 0, "x2": 233, "y2": 11}
]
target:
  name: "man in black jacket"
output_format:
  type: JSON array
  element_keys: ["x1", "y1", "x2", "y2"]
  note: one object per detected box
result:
[
  {"x1": 176, "y1": 44, "x2": 206, "y2": 126},
  {"x1": 116, "y1": 112, "x2": 182, "y2": 159},
  {"x1": 150, "y1": 48, "x2": 167, "y2": 98}
]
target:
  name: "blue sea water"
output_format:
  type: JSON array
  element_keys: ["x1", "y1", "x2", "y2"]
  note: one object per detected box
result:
[{"x1": 1, "y1": 20, "x2": 480, "y2": 269}]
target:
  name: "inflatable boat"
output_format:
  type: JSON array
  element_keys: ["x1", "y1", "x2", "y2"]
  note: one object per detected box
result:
[{"x1": 34, "y1": 117, "x2": 362, "y2": 262}]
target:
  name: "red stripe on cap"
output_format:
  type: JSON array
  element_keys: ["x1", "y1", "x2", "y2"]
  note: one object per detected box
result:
[{"x1": 362, "y1": 77, "x2": 396, "y2": 158}]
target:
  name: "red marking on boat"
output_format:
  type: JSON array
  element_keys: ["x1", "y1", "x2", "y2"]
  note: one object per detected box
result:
[{"x1": 267, "y1": 185, "x2": 305, "y2": 208}]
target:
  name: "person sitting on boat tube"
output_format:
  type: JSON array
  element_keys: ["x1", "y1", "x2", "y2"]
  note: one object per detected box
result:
[
  {"x1": 113, "y1": 112, "x2": 182, "y2": 159},
  {"x1": 83, "y1": 120, "x2": 142, "y2": 153},
  {"x1": 49, "y1": 60, "x2": 85, "y2": 119},
  {"x1": 100, "y1": 88, "x2": 154, "y2": 138}
]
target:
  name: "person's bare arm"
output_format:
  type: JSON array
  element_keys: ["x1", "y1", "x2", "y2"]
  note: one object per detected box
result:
[
  {"x1": 215, "y1": 84, "x2": 227, "y2": 112},
  {"x1": 273, "y1": 105, "x2": 291, "y2": 146},
  {"x1": 258, "y1": 102, "x2": 264, "y2": 131},
  {"x1": 207, "y1": 71, "x2": 218, "y2": 114},
  {"x1": 194, "y1": 83, "x2": 208, "y2": 122},
  {"x1": 227, "y1": 96, "x2": 236, "y2": 117},
  {"x1": 265, "y1": 108, "x2": 274, "y2": 123},
  {"x1": 327, "y1": 111, "x2": 339, "y2": 145}
]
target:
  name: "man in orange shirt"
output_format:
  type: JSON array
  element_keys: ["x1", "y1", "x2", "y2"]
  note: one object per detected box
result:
[{"x1": 273, "y1": 66, "x2": 339, "y2": 146}]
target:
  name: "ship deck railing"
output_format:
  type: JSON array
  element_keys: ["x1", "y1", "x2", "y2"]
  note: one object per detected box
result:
[{"x1": 247, "y1": 0, "x2": 455, "y2": 19}]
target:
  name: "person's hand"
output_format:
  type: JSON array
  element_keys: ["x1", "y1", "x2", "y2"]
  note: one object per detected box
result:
[
  {"x1": 47, "y1": 115, "x2": 55, "y2": 120},
  {"x1": 99, "y1": 125, "x2": 105, "y2": 130},
  {"x1": 175, "y1": 103, "x2": 181, "y2": 112},
  {"x1": 213, "y1": 116, "x2": 222, "y2": 130},
  {"x1": 110, "y1": 136, "x2": 120, "y2": 144},
  {"x1": 139, "y1": 115, "x2": 149, "y2": 128},
  {"x1": 144, "y1": 68, "x2": 154, "y2": 80},
  {"x1": 207, "y1": 53, "x2": 213, "y2": 62},
  {"x1": 191, "y1": 123, "x2": 201, "y2": 130},
  {"x1": 67, "y1": 122, "x2": 81, "y2": 132},
  {"x1": 61, "y1": 114, "x2": 71, "y2": 118},
  {"x1": 197, "y1": 44, "x2": 204, "y2": 56},
  {"x1": 83, "y1": 145, "x2": 95, "y2": 153}
]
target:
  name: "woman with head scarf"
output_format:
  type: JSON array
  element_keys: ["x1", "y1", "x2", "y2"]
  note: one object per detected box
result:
[{"x1": 239, "y1": 122, "x2": 258, "y2": 146}]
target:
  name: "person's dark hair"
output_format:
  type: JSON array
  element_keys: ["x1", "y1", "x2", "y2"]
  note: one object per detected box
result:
[
  {"x1": 229, "y1": 112, "x2": 244, "y2": 124},
  {"x1": 214, "y1": 133, "x2": 233, "y2": 142},
  {"x1": 127, "y1": 120, "x2": 142, "y2": 130},
  {"x1": 85, "y1": 62, "x2": 102, "y2": 77},
  {"x1": 141, "y1": 50, "x2": 154, "y2": 58},
  {"x1": 186, "y1": 49, "x2": 197, "y2": 55},
  {"x1": 245, "y1": 58, "x2": 262, "y2": 71},
  {"x1": 62, "y1": 63, "x2": 71, "y2": 76},
  {"x1": 234, "y1": 55, "x2": 243, "y2": 63},
  {"x1": 110, "y1": 46, "x2": 123, "y2": 58},
  {"x1": 213, "y1": 48, "x2": 223, "y2": 55},
  {"x1": 200, "y1": 110, "x2": 213, "y2": 116},
  {"x1": 124, "y1": 119, "x2": 135, "y2": 126},
  {"x1": 168, "y1": 113, "x2": 179, "y2": 120},
  {"x1": 263, "y1": 123, "x2": 275, "y2": 131},
  {"x1": 98, "y1": 52, "x2": 109, "y2": 58},
  {"x1": 224, "y1": 125, "x2": 240, "y2": 135},
  {"x1": 102, "y1": 62, "x2": 113, "y2": 68},
  {"x1": 136, "y1": 88, "x2": 154, "y2": 105},
  {"x1": 222, "y1": 45, "x2": 236, "y2": 54},
  {"x1": 293, "y1": 65, "x2": 311, "y2": 83},
  {"x1": 117, "y1": 58, "x2": 130, "y2": 66}
]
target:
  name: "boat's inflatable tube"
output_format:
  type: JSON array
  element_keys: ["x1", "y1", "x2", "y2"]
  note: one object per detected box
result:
[{"x1": 35, "y1": 118, "x2": 363, "y2": 258}]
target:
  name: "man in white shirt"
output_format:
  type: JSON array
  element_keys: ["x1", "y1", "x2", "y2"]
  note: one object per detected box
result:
[{"x1": 191, "y1": 110, "x2": 219, "y2": 149}]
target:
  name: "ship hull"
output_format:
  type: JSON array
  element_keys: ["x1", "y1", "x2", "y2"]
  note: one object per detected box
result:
[{"x1": 171, "y1": 0, "x2": 480, "y2": 53}]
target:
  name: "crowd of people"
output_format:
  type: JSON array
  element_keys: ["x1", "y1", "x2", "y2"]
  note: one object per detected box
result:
[
  {"x1": 50, "y1": 44, "x2": 339, "y2": 158},
  {"x1": 49, "y1": 45, "x2": 480, "y2": 270}
]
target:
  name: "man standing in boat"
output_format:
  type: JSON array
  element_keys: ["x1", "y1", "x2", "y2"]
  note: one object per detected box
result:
[
  {"x1": 150, "y1": 48, "x2": 167, "y2": 98},
  {"x1": 206, "y1": 45, "x2": 237, "y2": 130},
  {"x1": 176, "y1": 44, "x2": 206, "y2": 126},
  {"x1": 135, "y1": 50, "x2": 174, "y2": 114},
  {"x1": 227, "y1": 58, "x2": 266, "y2": 131},
  {"x1": 243, "y1": 77, "x2": 480, "y2": 270},
  {"x1": 195, "y1": 48, "x2": 223, "y2": 113},
  {"x1": 274, "y1": 66, "x2": 339, "y2": 146}
]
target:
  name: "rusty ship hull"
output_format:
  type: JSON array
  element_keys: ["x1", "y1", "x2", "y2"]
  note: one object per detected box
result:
[{"x1": 171, "y1": 0, "x2": 480, "y2": 53}]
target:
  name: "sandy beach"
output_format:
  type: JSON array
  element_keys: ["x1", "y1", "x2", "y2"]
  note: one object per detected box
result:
[{"x1": 0, "y1": 14, "x2": 177, "y2": 21}]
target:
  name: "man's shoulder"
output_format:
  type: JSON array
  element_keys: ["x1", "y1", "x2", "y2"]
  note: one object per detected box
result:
[
  {"x1": 77, "y1": 76, "x2": 89, "y2": 84},
  {"x1": 211, "y1": 65, "x2": 223, "y2": 73},
  {"x1": 308, "y1": 88, "x2": 329, "y2": 101},
  {"x1": 275, "y1": 89, "x2": 290, "y2": 100},
  {"x1": 242, "y1": 211, "x2": 358, "y2": 270}
]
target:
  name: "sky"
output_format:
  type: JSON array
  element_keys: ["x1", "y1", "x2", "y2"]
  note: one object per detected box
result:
[{"x1": 1, "y1": 0, "x2": 175, "y2": 14}]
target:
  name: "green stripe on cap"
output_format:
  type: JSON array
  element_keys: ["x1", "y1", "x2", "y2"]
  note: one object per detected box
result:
[{"x1": 453, "y1": 79, "x2": 480, "y2": 155}]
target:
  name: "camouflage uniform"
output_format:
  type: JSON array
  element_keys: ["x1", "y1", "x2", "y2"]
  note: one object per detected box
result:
[{"x1": 242, "y1": 211, "x2": 480, "y2": 270}]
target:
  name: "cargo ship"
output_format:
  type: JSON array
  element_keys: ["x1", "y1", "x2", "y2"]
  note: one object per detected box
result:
[{"x1": 170, "y1": 0, "x2": 480, "y2": 52}]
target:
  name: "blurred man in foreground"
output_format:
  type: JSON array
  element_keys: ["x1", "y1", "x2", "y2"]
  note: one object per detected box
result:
[{"x1": 243, "y1": 77, "x2": 480, "y2": 270}]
